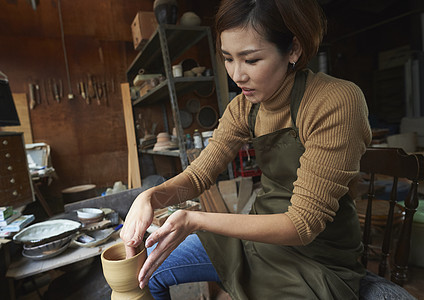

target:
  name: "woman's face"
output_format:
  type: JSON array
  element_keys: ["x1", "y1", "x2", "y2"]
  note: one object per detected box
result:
[{"x1": 221, "y1": 26, "x2": 290, "y2": 104}]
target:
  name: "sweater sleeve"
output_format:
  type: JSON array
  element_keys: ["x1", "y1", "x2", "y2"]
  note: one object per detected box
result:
[
  {"x1": 286, "y1": 79, "x2": 372, "y2": 245},
  {"x1": 183, "y1": 96, "x2": 251, "y2": 194}
]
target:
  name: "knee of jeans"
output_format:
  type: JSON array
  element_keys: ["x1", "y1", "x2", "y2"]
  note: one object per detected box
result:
[
  {"x1": 148, "y1": 276, "x2": 172, "y2": 300},
  {"x1": 149, "y1": 269, "x2": 178, "y2": 291}
]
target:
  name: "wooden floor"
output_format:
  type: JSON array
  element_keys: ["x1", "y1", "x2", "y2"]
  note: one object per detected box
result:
[{"x1": 12, "y1": 259, "x2": 423, "y2": 300}]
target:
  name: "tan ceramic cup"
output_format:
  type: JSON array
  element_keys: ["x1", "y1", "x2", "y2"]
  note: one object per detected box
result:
[{"x1": 101, "y1": 242, "x2": 154, "y2": 300}]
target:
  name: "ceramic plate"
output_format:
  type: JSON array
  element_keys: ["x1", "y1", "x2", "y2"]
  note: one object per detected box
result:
[
  {"x1": 13, "y1": 219, "x2": 81, "y2": 246},
  {"x1": 179, "y1": 109, "x2": 193, "y2": 129},
  {"x1": 22, "y1": 240, "x2": 71, "y2": 260},
  {"x1": 73, "y1": 224, "x2": 122, "y2": 248},
  {"x1": 23, "y1": 234, "x2": 74, "y2": 256}
]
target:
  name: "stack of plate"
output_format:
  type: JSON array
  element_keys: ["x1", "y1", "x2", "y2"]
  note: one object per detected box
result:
[
  {"x1": 153, "y1": 132, "x2": 177, "y2": 151},
  {"x1": 13, "y1": 219, "x2": 81, "y2": 260}
]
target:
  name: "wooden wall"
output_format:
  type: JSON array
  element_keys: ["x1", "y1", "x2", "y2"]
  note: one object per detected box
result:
[
  {"x1": 0, "y1": 0, "x2": 220, "y2": 197},
  {"x1": 1, "y1": 0, "x2": 420, "y2": 199}
]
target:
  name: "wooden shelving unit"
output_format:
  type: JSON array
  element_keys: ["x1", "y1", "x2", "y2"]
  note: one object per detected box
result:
[{"x1": 122, "y1": 24, "x2": 224, "y2": 183}]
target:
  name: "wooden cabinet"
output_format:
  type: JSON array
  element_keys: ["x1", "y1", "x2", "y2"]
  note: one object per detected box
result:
[
  {"x1": 123, "y1": 24, "x2": 224, "y2": 182},
  {"x1": 0, "y1": 132, "x2": 34, "y2": 208}
]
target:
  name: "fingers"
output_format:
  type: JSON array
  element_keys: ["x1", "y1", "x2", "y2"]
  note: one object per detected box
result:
[
  {"x1": 144, "y1": 228, "x2": 160, "y2": 248},
  {"x1": 127, "y1": 223, "x2": 146, "y2": 247},
  {"x1": 125, "y1": 244, "x2": 138, "y2": 259},
  {"x1": 138, "y1": 245, "x2": 172, "y2": 289}
]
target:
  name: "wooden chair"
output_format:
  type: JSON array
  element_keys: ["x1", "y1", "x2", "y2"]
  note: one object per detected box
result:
[{"x1": 358, "y1": 147, "x2": 424, "y2": 299}]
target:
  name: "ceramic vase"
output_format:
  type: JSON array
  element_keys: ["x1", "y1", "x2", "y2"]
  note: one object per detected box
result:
[
  {"x1": 153, "y1": 0, "x2": 178, "y2": 25},
  {"x1": 101, "y1": 242, "x2": 154, "y2": 300}
]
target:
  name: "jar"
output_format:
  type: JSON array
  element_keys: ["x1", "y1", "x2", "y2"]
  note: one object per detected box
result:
[
  {"x1": 201, "y1": 131, "x2": 213, "y2": 147},
  {"x1": 172, "y1": 65, "x2": 183, "y2": 77},
  {"x1": 193, "y1": 129, "x2": 203, "y2": 149}
]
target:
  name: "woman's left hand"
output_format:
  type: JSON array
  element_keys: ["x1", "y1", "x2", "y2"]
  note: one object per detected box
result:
[{"x1": 138, "y1": 209, "x2": 196, "y2": 289}]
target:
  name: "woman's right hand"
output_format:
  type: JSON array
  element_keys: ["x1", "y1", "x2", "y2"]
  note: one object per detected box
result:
[{"x1": 120, "y1": 190, "x2": 154, "y2": 258}]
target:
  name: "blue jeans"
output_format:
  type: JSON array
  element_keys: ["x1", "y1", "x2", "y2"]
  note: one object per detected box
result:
[{"x1": 147, "y1": 234, "x2": 221, "y2": 300}]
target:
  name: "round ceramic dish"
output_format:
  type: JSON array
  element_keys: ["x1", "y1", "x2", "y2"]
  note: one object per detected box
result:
[
  {"x1": 73, "y1": 224, "x2": 122, "y2": 248},
  {"x1": 23, "y1": 234, "x2": 74, "y2": 256},
  {"x1": 22, "y1": 240, "x2": 71, "y2": 261},
  {"x1": 13, "y1": 219, "x2": 81, "y2": 246},
  {"x1": 77, "y1": 208, "x2": 104, "y2": 224}
]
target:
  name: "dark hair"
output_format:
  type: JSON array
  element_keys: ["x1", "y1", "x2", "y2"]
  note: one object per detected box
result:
[{"x1": 215, "y1": 0, "x2": 327, "y2": 71}]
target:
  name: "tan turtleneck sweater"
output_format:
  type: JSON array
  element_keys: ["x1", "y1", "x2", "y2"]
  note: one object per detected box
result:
[{"x1": 184, "y1": 70, "x2": 372, "y2": 245}]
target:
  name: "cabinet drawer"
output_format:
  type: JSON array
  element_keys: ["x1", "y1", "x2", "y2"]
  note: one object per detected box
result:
[
  {"x1": 0, "y1": 135, "x2": 23, "y2": 151},
  {"x1": 0, "y1": 148, "x2": 26, "y2": 164},
  {"x1": 0, "y1": 171, "x2": 31, "y2": 189},
  {"x1": 0, "y1": 185, "x2": 33, "y2": 208},
  {"x1": 0, "y1": 159, "x2": 27, "y2": 176}
]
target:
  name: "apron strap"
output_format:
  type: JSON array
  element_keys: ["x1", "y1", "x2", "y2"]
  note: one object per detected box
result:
[
  {"x1": 290, "y1": 70, "x2": 308, "y2": 128},
  {"x1": 248, "y1": 69, "x2": 308, "y2": 138},
  {"x1": 248, "y1": 103, "x2": 260, "y2": 138}
]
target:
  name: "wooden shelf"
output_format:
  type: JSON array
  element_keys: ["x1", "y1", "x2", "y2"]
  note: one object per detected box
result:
[
  {"x1": 139, "y1": 149, "x2": 181, "y2": 157},
  {"x1": 132, "y1": 76, "x2": 214, "y2": 106},
  {"x1": 127, "y1": 25, "x2": 210, "y2": 84},
  {"x1": 124, "y1": 24, "x2": 222, "y2": 172}
]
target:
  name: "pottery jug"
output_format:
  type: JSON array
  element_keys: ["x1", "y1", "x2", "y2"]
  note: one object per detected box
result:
[
  {"x1": 101, "y1": 242, "x2": 154, "y2": 300},
  {"x1": 180, "y1": 12, "x2": 201, "y2": 26},
  {"x1": 153, "y1": 0, "x2": 178, "y2": 25}
]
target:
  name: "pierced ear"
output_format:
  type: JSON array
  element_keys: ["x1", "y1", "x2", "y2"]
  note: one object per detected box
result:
[{"x1": 289, "y1": 37, "x2": 302, "y2": 63}]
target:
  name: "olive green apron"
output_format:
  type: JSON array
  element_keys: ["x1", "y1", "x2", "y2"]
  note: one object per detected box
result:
[{"x1": 197, "y1": 70, "x2": 365, "y2": 299}]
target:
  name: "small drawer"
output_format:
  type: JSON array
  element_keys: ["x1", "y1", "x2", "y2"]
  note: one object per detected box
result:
[
  {"x1": 0, "y1": 148, "x2": 26, "y2": 163},
  {"x1": 0, "y1": 160, "x2": 27, "y2": 176},
  {"x1": 0, "y1": 171, "x2": 31, "y2": 189},
  {"x1": 0, "y1": 135, "x2": 23, "y2": 150},
  {"x1": 0, "y1": 186, "x2": 33, "y2": 208}
]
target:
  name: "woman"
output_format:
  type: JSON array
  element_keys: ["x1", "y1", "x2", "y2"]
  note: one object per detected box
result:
[{"x1": 121, "y1": 0, "x2": 372, "y2": 299}]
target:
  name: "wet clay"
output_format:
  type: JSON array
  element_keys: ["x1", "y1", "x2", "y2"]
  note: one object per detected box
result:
[{"x1": 101, "y1": 242, "x2": 154, "y2": 300}]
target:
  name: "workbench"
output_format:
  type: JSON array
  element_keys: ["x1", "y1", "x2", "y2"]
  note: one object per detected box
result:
[{"x1": 5, "y1": 233, "x2": 121, "y2": 300}]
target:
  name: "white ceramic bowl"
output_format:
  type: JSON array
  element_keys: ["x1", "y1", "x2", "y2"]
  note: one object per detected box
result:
[
  {"x1": 13, "y1": 219, "x2": 82, "y2": 246},
  {"x1": 76, "y1": 208, "x2": 104, "y2": 223}
]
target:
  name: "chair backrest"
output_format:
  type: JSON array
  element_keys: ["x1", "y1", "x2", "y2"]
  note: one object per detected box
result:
[{"x1": 359, "y1": 147, "x2": 424, "y2": 286}]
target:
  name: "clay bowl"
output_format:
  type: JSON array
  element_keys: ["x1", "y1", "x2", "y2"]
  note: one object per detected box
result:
[
  {"x1": 101, "y1": 242, "x2": 153, "y2": 299},
  {"x1": 191, "y1": 66, "x2": 206, "y2": 77},
  {"x1": 156, "y1": 132, "x2": 171, "y2": 143}
]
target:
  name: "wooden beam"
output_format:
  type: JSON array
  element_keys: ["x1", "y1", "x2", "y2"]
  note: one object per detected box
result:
[{"x1": 121, "y1": 83, "x2": 141, "y2": 188}]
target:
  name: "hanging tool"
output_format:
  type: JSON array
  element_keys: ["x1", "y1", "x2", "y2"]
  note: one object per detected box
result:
[
  {"x1": 79, "y1": 81, "x2": 87, "y2": 101},
  {"x1": 51, "y1": 79, "x2": 60, "y2": 103},
  {"x1": 59, "y1": 79, "x2": 63, "y2": 99},
  {"x1": 35, "y1": 83, "x2": 41, "y2": 104},
  {"x1": 103, "y1": 81, "x2": 109, "y2": 106},
  {"x1": 57, "y1": 0, "x2": 74, "y2": 100},
  {"x1": 87, "y1": 75, "x2": 96, "y2": 101},
  {"x1": 97, "y1": 81, "x2": 103, "y2": 99},
  {"x1": 29, "y1": 83, "x2": 36, "y2": 109},
  {"x1": 91, "y1": 75, "x2": 101, "y2": 105},
  {"x1": 84, "y1": 81, "x2": 90, "y2": 104},
  {"x1": 43, "y1": 79, "x2": 49, "y2": 105}
]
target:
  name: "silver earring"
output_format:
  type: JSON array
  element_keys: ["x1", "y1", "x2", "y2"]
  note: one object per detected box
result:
[{"x1": 291, "y1": 61, "x2": 296, "y2": 70}]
